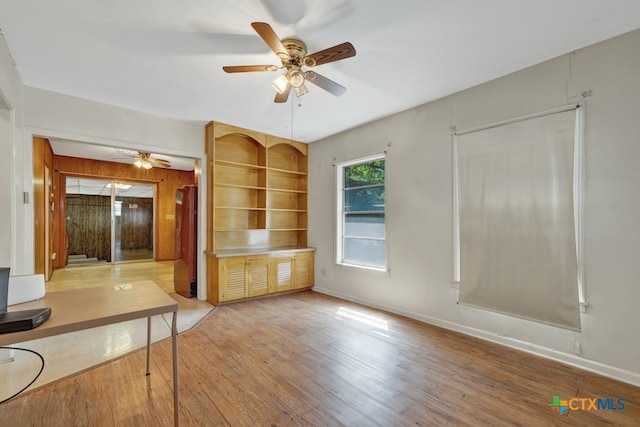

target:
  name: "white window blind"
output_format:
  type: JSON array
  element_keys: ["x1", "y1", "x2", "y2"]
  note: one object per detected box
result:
[{"x1": 454, "y1": 107, "x2": 581, "y2": 330}]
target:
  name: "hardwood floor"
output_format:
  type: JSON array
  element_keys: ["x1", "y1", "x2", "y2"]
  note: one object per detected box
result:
[{"x1": 1, "y1": 291, "x2": 638, "y2": 426}]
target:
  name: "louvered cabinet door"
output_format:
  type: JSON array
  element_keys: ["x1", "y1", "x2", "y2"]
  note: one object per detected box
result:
[
  {"x1": 271, "y1": 256, "x2": 294, "y2": 293},
  {"x1": 219, "y1": 257, "x2": 247, "y2": 302},
  {"x1": 293, "y1": 252, "x2": 314, "y2": 289},
  {"x1": 247, "y1": 256, "x2": 269, "y2": 297}
]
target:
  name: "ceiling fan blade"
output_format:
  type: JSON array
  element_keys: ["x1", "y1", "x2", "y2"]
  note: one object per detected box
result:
[
  {"x1": 274, "y1": 83, "x2": 292, "y2": 103},
  {"x1": 116, "y1": 148, "x2": 139, "y2": 157},
  {"x1": 150, "y1": 158, "x2": 171, "y2": 167},
  {"x1": 251, "y1": 22, "x2": 289, "y2": 59},
  {"x1": 304, "y1": 71, "x2": 346, "y2": 96},
  {"x1": 223, "y1": 65, "x2": 278, "y2": 73},
  {"x1": 304, "y1": 42, "x2": 356, "y2": 67}
]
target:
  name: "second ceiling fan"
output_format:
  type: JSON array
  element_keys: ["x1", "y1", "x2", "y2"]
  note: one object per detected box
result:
[
  {"x1": 223, "y1": 22, "x2": 356, "y2": 103},
  {"x1": 116, "y1": 149, "x2": 171, "y2": 169}
]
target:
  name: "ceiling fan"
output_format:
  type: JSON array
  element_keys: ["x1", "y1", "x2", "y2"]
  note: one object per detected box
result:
[
  {"x1": 223, "y1": 22, "x2": 356, "y2": 103},
  {"x1": 116, "y1": 149, "x2": 171, "y2": 169}
]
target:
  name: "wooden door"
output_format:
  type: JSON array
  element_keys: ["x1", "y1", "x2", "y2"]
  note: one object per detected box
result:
[
  {"x1": 219, "y1": 257, "x2": 246, "y2": 302},
  {"x1": 247, "y1": 257, "x2": 269, "y2": 297},
  {"x1": 271, "y1": 256, "x2": 294, "y2": 293},
  {"x1": 293, "y1": 252, "x2": 314, "y2": 289}
]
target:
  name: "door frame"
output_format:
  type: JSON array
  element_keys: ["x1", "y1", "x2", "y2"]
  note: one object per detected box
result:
[{"x1": 62, "y1": 175, "x2": 158, "y2": 265}]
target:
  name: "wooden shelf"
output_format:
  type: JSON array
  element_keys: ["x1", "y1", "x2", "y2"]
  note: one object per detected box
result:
[
  {"x1": 209, "y1": 247, "x2": 315, "y2": 257},
  {"x1": 217, "y1": 183, "x2": 267, "y2": 190},
  {"x1": 214, "y1": 228, "x2": 266, "y2": 231},
  {"x1": 215, "y1": 159, "x2": 267, "y2": 170},
  {"x1": 267, "y1": 208, "x2": 306, "y2": 212},
  {"x1": 268, "y1": 188, "x2": 307, "y2": 194},
  {"x1": 205, "y1": 121, "x2": 313, "y2": 305},
  {"x1": 267, "y1": 167, "x2": 307, "y2": 176},
  {"x1": 215, "y1": 206, "x2": 267, "y2": 210}
]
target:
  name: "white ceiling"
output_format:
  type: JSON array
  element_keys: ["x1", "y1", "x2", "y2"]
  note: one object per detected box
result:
[
  {"x1": 2, "y1": 0, "x2": 640, "y2": 150},
  {"x1": 49, "y1": 138, "x2": 197, "y2": 171}
]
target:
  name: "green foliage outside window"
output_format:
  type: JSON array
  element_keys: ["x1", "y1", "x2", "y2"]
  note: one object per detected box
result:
[
  {"x1": 344, "y1": 160, "x2": 385, "y2": 186},
  {"x1": 344, "y1": 160, "x2": 385, "y2": 212}
]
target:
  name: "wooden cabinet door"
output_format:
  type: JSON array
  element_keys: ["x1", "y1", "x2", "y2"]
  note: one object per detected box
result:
[
  {"x1": 271, "y1": 256, "x2": 294, "y2": 293},
  {"x1": 219, "y1": 257, "x2": 247, "y2": 301},
  {"x1": 247, "y1": 257, "x2": 269, "y2": 297},
  {"x1": 293, "y1": 252, "x2": 314, "y2": 289}
]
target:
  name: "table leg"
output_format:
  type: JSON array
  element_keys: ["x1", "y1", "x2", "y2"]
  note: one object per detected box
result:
[
  {"x1": 146, "y1": 316, "x2": 152, "y2": 375},
  {"x1": 172, "y1": 310, "x2": 179, "y2": 426}
]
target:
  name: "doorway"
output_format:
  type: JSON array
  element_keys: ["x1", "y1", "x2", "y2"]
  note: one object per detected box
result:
[
  {"x1": 113, "y1": 182, "x2": 154, "y2": 262},
  {"x1": 65, "y1": 177, "x2": 155, "y2": 265}
]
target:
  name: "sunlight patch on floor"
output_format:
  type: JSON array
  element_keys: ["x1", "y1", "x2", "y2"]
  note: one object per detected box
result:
[{"x1": 335, "y1": 306, "x2": 389, "y2": 331}]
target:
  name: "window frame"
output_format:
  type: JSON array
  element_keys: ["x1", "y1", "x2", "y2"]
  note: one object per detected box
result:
[{"x1": 335, "y1": 153, "x2": 387, "y2": 271}]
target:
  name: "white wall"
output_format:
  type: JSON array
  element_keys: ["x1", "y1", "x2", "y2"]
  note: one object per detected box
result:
[
  {"x1": 23, "y1": 87, "x2": 203, "y2": 156},
  {"x1": 0, "y1": 33, "x2": 25, "y2": 273},
  {"x1": 309, "y1": 29, "x2": 640, "y2": 386}
]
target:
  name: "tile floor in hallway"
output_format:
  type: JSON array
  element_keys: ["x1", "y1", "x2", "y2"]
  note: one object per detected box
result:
[{"x1": 0, "y1": 261, "x2": 213, "y2": 401}]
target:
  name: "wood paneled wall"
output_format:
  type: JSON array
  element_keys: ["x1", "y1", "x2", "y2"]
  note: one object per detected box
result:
[
  {"x1": 32, "y1": 137, "x2": 54, "y2": 278},
  {"x1": 65, "y1": 195, "x2": 155, "y2": 261},
  {"x1": 52, "y1": 154, "x2": 195, "y2": 266},
  {"x1": 118, "y1": 196, "x2": 154, "y2": 251},
  {"x1": 66, "y1": 194, "x2": 112, "y2": 261}
]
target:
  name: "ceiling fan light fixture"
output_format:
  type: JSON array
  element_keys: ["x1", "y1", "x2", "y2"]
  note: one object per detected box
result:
[
  {"x1": 135, "y1": 159, "x2": 153, "y2": 169},
  {"x1": 295, "y1": 84, "x2": 309, "y2": 97},
  {"x1": 289, "y1": 70, "x2": 305, "y2": 88},
  {"x1": 272, "y1": 74, "x2": 289, "y2": 94}
]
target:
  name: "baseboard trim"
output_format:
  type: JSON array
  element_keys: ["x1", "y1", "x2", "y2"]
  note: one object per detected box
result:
[{"x1": 312, "y1": 286, "x2": 640, "y2": 388}]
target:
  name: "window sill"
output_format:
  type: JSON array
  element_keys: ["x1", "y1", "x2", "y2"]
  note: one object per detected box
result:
[{"x1": 337, "y1": 262, "x2": 387, "y2": 273}]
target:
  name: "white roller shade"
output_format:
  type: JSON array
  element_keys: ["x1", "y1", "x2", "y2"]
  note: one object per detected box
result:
[{"x1": 455, "y1": 108, "x2": 581, "y2": 330}]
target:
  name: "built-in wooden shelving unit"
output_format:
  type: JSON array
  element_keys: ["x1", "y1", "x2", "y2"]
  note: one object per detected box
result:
[{"x1": 205, "y1": 121, "x2": 315, "y2": 304}]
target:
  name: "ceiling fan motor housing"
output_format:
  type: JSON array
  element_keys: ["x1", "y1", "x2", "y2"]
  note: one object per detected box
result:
[
  {"x1": 281, "y1": 39, "x2": 311, "y2": 88},
  {"x1": 278, "y1": 39, "x2": 307, "y2": 88},
  {"x1": 281, "y1": 39, "x2": 307, "y2": 63}
]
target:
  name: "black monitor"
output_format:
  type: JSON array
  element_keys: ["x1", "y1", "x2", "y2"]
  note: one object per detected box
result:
[
  {"x1": 0, "y1": 268, "x2": 52, "y2": 334},
  {"x1": 0, "y1": 267, "x2": 9, "y2": 314}
]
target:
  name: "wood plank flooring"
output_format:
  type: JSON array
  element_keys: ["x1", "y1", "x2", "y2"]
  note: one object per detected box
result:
[{"x1": 1, "y1": 291, "x2": 638, "y2": 426}]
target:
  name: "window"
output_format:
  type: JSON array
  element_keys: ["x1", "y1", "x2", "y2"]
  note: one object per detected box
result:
[
  {"x1": 453, "y1": 105, "x2": 583, "y2": 330},
  {"x1": 336, "y1": 154, "x2": 386, "y2": 270}
]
